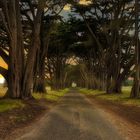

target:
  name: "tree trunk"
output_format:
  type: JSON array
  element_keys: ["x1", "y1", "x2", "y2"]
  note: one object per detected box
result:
[
  {"x1": 112, "y1": 79, "x2": 122, "y2": 93},
  {"x1": 7, "y1": 0, "x2": 24, "y2": 98},
  {"x1": 106, "y1": 67, "x2": 112, "y2": 94},
  {"x1": 22, "y1": 0, "x2": 45, "y2": 98},
  {"x1": 131, "y1": 0, "x2": 140, "y2": 98},
  {"x1": 34, "y1": 57, "x2": 46, "y2": 93}
]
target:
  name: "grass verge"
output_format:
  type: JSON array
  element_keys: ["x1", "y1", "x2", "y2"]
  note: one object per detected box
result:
[
  {"x1": 0, "y1": 86, "x2": 69, "y2": 112},
  {"x1": 33, "y1": 88, "x2": 69, "y2": 102},
  {"x1": 0, "y1": 87, "x2": 25, "y2": 112},
  {"x1": 0, "y1": 99, "x2": 25, "y2": 112},
  {"x1": 80, "y1": 87, "x2": 140, "y2": 106}
]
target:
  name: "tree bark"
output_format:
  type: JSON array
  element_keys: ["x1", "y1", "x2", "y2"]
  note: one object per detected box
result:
[
  {"x1": 130, "y1": 0, "x2": 140, "y2": 98},
  {"x1": 34, "y1": 56, "x2": 46, "y2": 93},
  {"x1": 22, "y1": 0, "x2": 45, "y2": 98},
  {"x1": 7, "y1": 0, "x2": 24, "y2": 98}
]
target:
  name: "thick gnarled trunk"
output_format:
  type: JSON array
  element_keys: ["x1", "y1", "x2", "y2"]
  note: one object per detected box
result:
[
  {"x1": 22, "y1": 0, "x2": 45, "y2": 98},
  {"x1": 6, "y1": 0, "x2": 24, "y2": 98},
  {"x1": 131, "y1": 0, "x2": 140, "y2": 98}
]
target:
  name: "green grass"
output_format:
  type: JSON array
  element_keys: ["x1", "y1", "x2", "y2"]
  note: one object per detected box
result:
[
  {"x1": 0, "y1": 86, "x2": 25, "y2": 112},
  {"x1": 0, "y1": 86, "x2": 68, "y2": 112},
  {"x1": 33, "y1": 88, "x2": 69, "y2": 102},
  {"x1": 0, "y1": 99, "x2": 25, "y2": 112},
  {"x1": 80, "y1": 87, "x2": 140, "y2": 106}
]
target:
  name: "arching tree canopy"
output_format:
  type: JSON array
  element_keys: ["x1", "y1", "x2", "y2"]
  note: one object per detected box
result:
[{"x1": 0, "y1": 0, "x2": 139, "y2": 98}]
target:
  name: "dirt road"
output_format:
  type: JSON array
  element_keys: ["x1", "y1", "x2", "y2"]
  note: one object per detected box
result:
[{"x1": 17, "y1": 90, "x2": 124, "y2": 140}]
